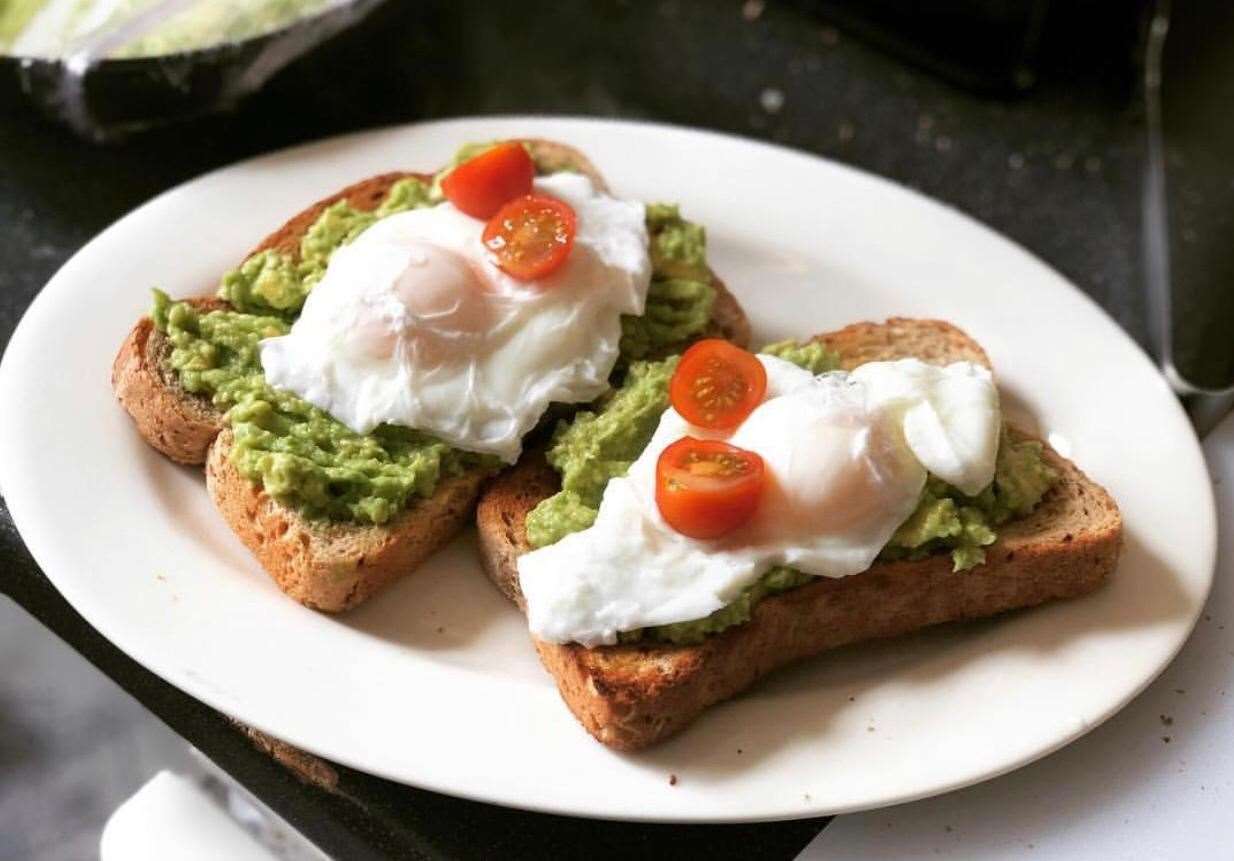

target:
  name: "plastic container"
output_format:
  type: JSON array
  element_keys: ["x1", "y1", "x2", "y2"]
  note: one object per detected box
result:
[{"x1": 0, "y1": 0, "x2": 385, "y2": 141}]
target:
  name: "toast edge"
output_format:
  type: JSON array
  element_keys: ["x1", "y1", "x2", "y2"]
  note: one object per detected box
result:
[
  {"x1": 205, "y1": 429, "x2": 489, "y2": 612},
  {"x1": 112, "y1": 299, "x2": 226, "y2": 465}
]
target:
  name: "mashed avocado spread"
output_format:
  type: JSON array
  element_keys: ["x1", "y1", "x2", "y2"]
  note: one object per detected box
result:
[
  {"x1": 620, "y1": 205, "x2": 714, "y2": 360},
  {"x1": 525, "y1": 341, "x2": 1058, "y2": 645},
  {"x1": 152, "y1": 146, "x2": 716, "y2": 525}
]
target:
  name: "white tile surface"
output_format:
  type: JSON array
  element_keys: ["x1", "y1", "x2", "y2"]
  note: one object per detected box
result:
[
  {"x1": 800, "y1": 413, "x2": 1232, "y2": 860},
  {"x1": 100, "y1": 771, "x2": 277, "y2": 861}
]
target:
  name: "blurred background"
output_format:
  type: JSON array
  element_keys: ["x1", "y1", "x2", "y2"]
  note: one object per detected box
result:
[{"x1": 1, "y1": 0, "x2": 1230, "y2": 857}]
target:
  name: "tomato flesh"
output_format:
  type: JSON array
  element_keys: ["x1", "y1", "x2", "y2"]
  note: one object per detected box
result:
[
  {"x1": 670, "y1": 339, "x2": 767, "y2": 431},
  {"x1": 483, "y1": 194, "x2": 577, "y2": 281},
  {"x1": 441, "y1": 142, "x2": 535, "y2": 219},
  {"x1": 655, "y1": 437, "x2": 766, "y2": 539}
]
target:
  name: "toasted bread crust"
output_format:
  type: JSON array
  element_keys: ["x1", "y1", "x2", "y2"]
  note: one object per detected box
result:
[
  {"x1": 206, "y1": 430, "x2": 488, "y2": 612},
  {"x1": 112, "y1": 139, "x2": 749, "y2": 611},
  {"x1": 475, "y1": 318, "x2": 1123, "y2": 750},
  {"x1": 111, "y1": 297, "x2": 228, "y2": 465},
  {"x1": 697, "y1": 274, "x2": 750, "y2": 351},
  {"x1": 817, "y1": 317, "x2": 991, "y2": 371},
  {"x1": 477, "y1": 450, "x2": 559, "y2": 610}
]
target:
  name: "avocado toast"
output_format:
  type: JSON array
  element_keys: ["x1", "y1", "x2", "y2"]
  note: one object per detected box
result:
[
  {"x1": 476, "y1": 318, "x2": 1122, "y2": 750},
  {"x1": 113, "y1": 139, "x2": 750, "y2": 611}
]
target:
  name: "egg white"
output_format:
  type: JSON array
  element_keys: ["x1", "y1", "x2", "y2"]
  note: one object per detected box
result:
[
  {"x1": 850, "y1": 359, "x2": 1001, "y2": 495},
  {"x1": 518, "y1": 356, "x2": 1001, "y2": 646},
  {"x1": 259, "y1": 172, "x2": 652, "y2": 462}
]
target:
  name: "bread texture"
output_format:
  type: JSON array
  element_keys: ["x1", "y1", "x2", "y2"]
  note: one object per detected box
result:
[
  {"x1": 112, "y1": 296, "x2": 228, "y2": 465},
  {"x1": 476, "y1": 318, "x2": 1123, "y2": 750},
  {"x1": 112, "y1": 139, "x2": 750, "y2": 611},
  {"x1": 205, "y1": 430, "x2": 487, "y2": 611}
]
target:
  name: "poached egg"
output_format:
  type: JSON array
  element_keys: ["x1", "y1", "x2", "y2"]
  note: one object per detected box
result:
[
  {"x1": 259, "y1": 172, "x2": 652, "y2": 462},
  {"x1": 518, "y1": 356, "x2": 1001, "y2": 646}
]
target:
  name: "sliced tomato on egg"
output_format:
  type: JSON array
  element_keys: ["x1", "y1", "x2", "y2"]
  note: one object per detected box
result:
[
  {"x1": 670, "y1": 339, "x2": 767, "y2": 431},
  {"x1": 441, "y1": 142, "x2": 535, "y2": 219},
  {"x1": 655, "y1": 437, "x2": 766, "y2": 539},
  {"x1": 483, "y1": 194, "x2": 577, "y2": 281}
]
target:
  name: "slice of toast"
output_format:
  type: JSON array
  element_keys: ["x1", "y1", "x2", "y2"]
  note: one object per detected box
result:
[
  {"x1": 475, "y1": 318, "x2": 1123, "y2": 750},
  {"x1": 112, "y1": 295, "x2": 230, "y2": 465},
  {"x1": 205, "y1": 429, "x2": 488, "y2": 610},
  {"x1": 112, "y1": 140, "x2": 750, "y2": 611}
]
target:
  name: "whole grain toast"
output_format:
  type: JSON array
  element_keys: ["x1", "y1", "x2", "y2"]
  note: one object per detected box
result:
[
  {"x1": 112, "y1": 139, "x2": 750, "y2": 611},
  {"x1": 476, "y1": 318, "x2": 1123, "y2": 750},
  {"x1": 205, "y1": 430, "x2": 488, "y2": 611},
  {"x1": 112, "y1": 295, "x2": 229, "y2": 465}
]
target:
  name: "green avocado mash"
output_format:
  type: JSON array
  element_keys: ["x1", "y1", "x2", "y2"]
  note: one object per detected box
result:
[
  {"x1": 881, "y1": 430, "x2": 1057, "y2": 571},
  {"x1": 761, "y1": 338, "x2": 840, "y2": 375},
  {"x1": 526, "y1": 358, "x2": 679, "y2": 547},
  {"x1": 154, "y1": 145, "x2": 716, "y2": 526},
  {"x1": 526, "y1": 341, "x2": 1058, "y2": 645},
  {"x1": 621, "y1": 205, "x2": 714, "y2": 360}
]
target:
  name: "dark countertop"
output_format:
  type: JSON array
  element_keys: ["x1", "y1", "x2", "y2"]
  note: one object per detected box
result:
[{"x1": 0, "y1": 1, "x2": 1188, "y2": 858}]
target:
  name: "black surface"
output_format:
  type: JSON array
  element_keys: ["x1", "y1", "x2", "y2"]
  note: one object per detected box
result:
[
  {"x1": 0, "y1": 0, "x2": 1209, "y2": 858},
  {"x1": 1159, "y1": 0, "x2": 1234, "y2": 390}
]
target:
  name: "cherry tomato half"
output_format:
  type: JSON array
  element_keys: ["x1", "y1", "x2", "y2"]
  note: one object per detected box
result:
[
  {"x1": 441, "y1": 142, "x2": 535, "y2": 219},
  {"x1": 669, "y1": 339, "x2": 767, "y2": 431},
  {"x1": 655, "y1": 437, "x2": 766, "y2": 539},
  {"x1": 482, "y1": 194, "x2": 577, "y2": 281}
]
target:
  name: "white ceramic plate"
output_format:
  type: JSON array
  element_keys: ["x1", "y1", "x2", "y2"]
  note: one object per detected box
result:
[{"x1": 0, "y1": 118, "x2": 1214, "y2": 822}]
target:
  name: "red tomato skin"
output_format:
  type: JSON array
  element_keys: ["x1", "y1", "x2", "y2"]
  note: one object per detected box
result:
[
  {"x1": 670, "y1": 339, "x2": 768, "y2": 431},
  {"x1": 441, "y1": 142, "x2": 535, "y2": 219},
  {"x1": 655, "y1": 437, "x2": 766, "y2": 539},
  {"x1": 482, "y1": 194, "x2": 577, "y2": 281}
]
